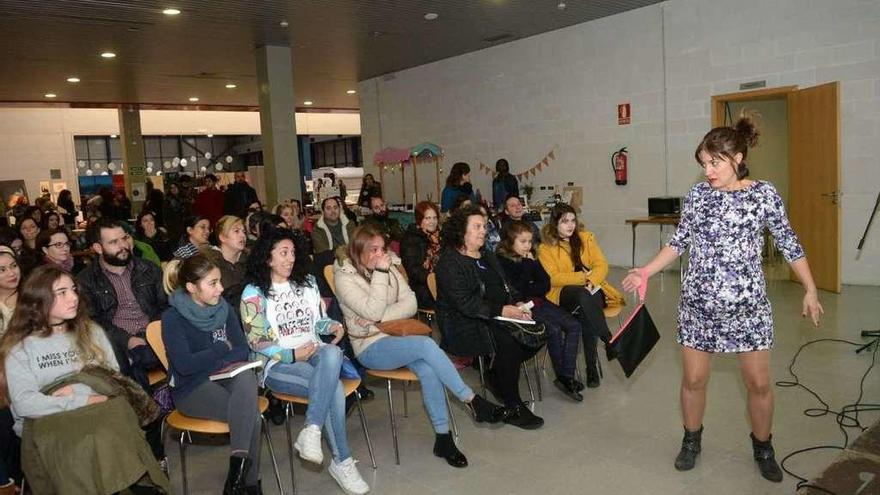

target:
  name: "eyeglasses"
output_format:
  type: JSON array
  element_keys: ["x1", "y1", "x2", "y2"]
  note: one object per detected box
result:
[{"x1": 48, "y1": 241, "x2": 72, "y2": 249}]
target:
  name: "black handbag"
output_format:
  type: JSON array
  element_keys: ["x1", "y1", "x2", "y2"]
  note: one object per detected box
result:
[
  {"x1": 609, "y1": 270, "x2": 660, "y2": 378},
  {"x1": 494, "y1": 318, "x2": 548, "y2": 351}
]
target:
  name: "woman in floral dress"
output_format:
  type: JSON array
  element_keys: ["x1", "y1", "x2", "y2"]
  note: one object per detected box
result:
[{"x1": 623, "y1": 117, "x2": 823, "y2": 483}]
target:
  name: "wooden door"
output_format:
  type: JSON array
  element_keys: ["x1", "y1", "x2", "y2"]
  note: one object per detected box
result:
[{"x1": 788, "y1": 82, "x2": 841, "y2": 292}]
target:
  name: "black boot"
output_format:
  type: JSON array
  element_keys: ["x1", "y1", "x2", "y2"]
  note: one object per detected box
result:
[
  {"x1": 584, "y1": 336, "x2": 601, "y2": 388},
  {"x1": 356, "y1": 383, "x2": 374, "y2": 401},
  {"x1": 674, "y1": 426, "x2": 703, "y2": 471},
  {"x1": 245, "y1": 480, "x2": 263, "y2": 495},
  {"x1": 751, "y1": 433, "x2": 783, "y2": 482},
  {"x1": 433, "y1": 433, "x2": 468, "y2": 468},
  {"x1": 224, "y1": 456, "x2": 250, "y2": 495},
  {"x1": 553, "y1": 377, "x2": 584, "y2": 402},
  {"x1": 468, "y1": 394, "x2": 505, "y2": 423},
  {"x1": 502, "y1": 403, "x2": 544, "y2": 430}
]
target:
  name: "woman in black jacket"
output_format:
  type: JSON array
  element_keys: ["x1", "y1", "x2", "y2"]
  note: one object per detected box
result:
[
  {"x1": 401, "y1": 201, "x2": 441, "y2": 310},
  {"x1": 496, "y1": 221, "x2": 584, "y2": 401},
  {"x1": 435, "y1": 205, "x2": 544, "y2": 429}
]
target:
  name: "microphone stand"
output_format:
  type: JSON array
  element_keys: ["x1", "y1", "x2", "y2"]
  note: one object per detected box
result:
[{"x1": 855, "y1": 192, "x2": 880, "y2": 354}]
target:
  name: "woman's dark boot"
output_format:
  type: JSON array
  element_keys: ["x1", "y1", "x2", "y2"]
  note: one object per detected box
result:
[
  {"x1": 433, "y1": 433, "x2": 468, "y2": 468},
  {"x1": 245, "y1": 480, "x2": 263, "y2": 495},
  {"x1": 467, "y1": 394, "x2": 505, "y2": 423},
  {"x1": 584, "y1": 336, "x2": 601, "y2": 388},
  {"x1": 223, "y1": 456, "x2": 251, "y2": 495},
  {"x1": 674, "y1": 426, "x2": 703, "y2": 471},
  {"x1": 751, "y1": 433, "x2": 783, "y2": 482},
  {"x1": 553, "y1": 377, "x2": 584, "y2": 402}
]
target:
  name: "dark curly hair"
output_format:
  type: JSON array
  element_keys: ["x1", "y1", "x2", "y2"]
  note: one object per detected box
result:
[
  {"x1": 441, "y1": 204, "x2": 484, "y2": 250},
  {"x1": 695, "y1": 116, "x2": 759, "y2": 180},
  {"x1": 245, "y1": 226, "x2": 312, "y2": 297}
]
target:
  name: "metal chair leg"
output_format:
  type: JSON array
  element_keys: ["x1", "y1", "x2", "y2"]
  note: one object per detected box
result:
[
  {"x1": 178, "y1": 430, "x2": 189, "y2": 495},
  {"x1": 444, "y1": 388, "x2": 460, "y2": 442},
  {"x1": 263, "y1": 417, "x2": 284, "y2": 495},
  {"x1": 402, "y1": 380, "x2": 409, "y2": 418},
  {"x1": 523, "y1": 364, "x2": 536, "y2": 411},
  {"x1": 355, "y1": 392, "x2": 377, "y2": 469},
  {"x1": 477, "y1": 356, "x2": 487, "y2": 396},
  {"x1": 533, "y1": 355, "x2": 543, "y2": 401},
  {"x1": 386, "y1": 379, "x2": 400, "y2": 465},
  {"x1": 284, "y1": 403, "x2": 296, "y2": 494}
]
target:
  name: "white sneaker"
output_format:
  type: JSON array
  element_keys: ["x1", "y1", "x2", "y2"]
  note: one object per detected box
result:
[
  {"x1": 329, "y1": 457, "x2": 370, "y2": 495},
  {"x1": 293, "y1": 424, "x2": 324, "y2": 464}
]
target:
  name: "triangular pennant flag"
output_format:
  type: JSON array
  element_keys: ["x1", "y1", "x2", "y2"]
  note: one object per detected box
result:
[
  {"x1": 548, "y1": 150, "x2": 555, "y2": 160},
  {"x1": 542, "y1": 157, "x2": 549, "y2": 166},
  {"x1": 537, "y1": 162, "x2": 544, "y2": 172}
]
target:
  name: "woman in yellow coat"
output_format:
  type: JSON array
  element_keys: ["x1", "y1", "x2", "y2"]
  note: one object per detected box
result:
[{"x1": 538, "y1": 204, "x2": 624, "y2": 388}]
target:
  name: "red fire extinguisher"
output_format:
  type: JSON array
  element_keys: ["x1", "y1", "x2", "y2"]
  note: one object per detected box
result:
[{"x1": 611, "y1": 147, "x2": 628, "y2": 185}]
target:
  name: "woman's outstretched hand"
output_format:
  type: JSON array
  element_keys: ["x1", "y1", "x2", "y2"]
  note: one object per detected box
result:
[
  {"x1": 802, "y1": 291, "x2": 824, "y2": 326},
  {"x1": 622, "y1": 268, "x2": 644, "y2": 293}
]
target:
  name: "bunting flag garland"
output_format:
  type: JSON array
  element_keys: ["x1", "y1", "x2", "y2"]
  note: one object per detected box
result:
[{"x1": 478, "y1": 146, "x2": 558, "y2": 181}]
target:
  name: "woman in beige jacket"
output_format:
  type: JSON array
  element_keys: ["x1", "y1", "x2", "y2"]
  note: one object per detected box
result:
[{"x1": 334, "y1": 224, "x2": 504, "y2": 468}]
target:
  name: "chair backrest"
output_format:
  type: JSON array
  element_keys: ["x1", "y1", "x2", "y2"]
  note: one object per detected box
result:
[
  {"x1": 324, "y1": 264, "x2": 336, "y2": 294},
  {"x1": 427, "y1": 272, "x2": 437, "y2": 300},
  {"x1": 145, "y1": 320, "x2": 170, "y2": 371}
]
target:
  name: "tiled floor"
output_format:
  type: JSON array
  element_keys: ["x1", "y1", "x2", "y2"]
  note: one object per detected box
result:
[{"x1": 165, "y1": 268, "x2": 880, "y2": 494}]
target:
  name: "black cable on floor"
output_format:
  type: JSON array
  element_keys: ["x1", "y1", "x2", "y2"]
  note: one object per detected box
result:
[{"x1": 774, "y1": 336, "x2": 879, "y2": 494}]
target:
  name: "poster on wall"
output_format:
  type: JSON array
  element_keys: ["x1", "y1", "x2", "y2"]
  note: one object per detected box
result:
[
  {"x1": 52, "y1": 182, "x2": 68, "y2": 194},
  {"x1": 39, "y1": 181, "x2": 52, "y2": 198},
  {"x1": 0, "y1": 180, "x2": 28, "y2": 210}
]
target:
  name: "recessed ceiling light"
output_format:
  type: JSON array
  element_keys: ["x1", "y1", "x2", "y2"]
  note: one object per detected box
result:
[
  {"x1": 100, "y1": 51, "x2": 116, "y2": 58},
  {"x1": 280, "y1": 20, "x2": 289, "y2": 27},
  {"x1": 424, "y1": 12, "x2": 439, "y2": 20},
  {"x1": 110, "y1": 134, "x2": 117, "y2": 138},
  {"x1": 346, "y1": 89, "x2": 357, "y2": 94},
  {"x1": 207, "y1": 134, "x2": 214, "y2": 138},
  {"x1": 66, "y1": 77, "x2": 80, "y2": 83},
  {"x1": 188, "y1": 97, "x2": 199, "y2": 102},
  {"x1": 162, "y1": 8, "x2": 181, "y2": 15},
  {"x1": 44, "y1": 93, "x2": 57, "y2": 98},
  {"x1": 225, "y1": 83, "x2": 237, "y2": 89},
  {"x1": 303, "y1": 100, "x2": 313, "y2": 105}
]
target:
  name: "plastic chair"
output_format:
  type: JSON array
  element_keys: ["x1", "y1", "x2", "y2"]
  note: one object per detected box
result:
[
  {"x1": 270, "y1": 378, "x2": 376, "y2": 493},
  {"x1": 145, "y1": 322, "x2": 284, "y2": 495}
]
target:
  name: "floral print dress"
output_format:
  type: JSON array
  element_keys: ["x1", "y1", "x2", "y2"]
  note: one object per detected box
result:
[{"x1": 667, "y1": 181, "x2": 805, "y2": 353}]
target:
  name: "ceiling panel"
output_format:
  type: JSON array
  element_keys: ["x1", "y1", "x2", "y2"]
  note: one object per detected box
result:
[{"x1": 0, "y1": 0, "x2": 663, "y2": 109}]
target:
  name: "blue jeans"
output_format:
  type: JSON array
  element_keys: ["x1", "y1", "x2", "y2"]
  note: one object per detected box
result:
[
  {"x1": 357, "y1": 336, "x2": 474, "y2": 434},
  {"x1": 264, "y1": 345, "x2": 351, "y2": 462}
]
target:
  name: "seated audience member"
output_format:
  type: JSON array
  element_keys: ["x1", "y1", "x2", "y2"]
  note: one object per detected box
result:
[
  {"x1": 77, "y1": 218, "x2": 167, "y2": 391},
  {"x1": 172, "y1": 215, "x2": 211, "y2": 259},
  {"x1": 496, "y1": 221, "x2": 584, "y2": 400},
  {"x1": 0, "y1": 230, "x2": 23, "y2": 259},
  {"x1": 194, "y1": 174, "x2": 225, "y2": 227},
  {"x1": 478, "y1": 205, "x2": 502, "y2": 253},
  {"x1": 275, "y1": 203, "x2": 297, "y2": 231},
  {"x1": 240, "y1": 227, "x2": 369, "y2": 494},
  {"x1": 436, "y1": 205, "x2": 545, "y2": 429},
  {"x1": 440, "y1": 162, "x2": 475, "y2": 213},
  {"x1": 401, "y1": 201, "x2": 441, "y2": 310},
  {"x1": 0, "y1": 247, "x2": 22, "y2": 492},
  {"x1": 0, "y1": 265, "x2": 169, "y2": 494},
  {"x1": 56, "y1": 189, "x2": 78, "y2": 226},
  {"x1": 135, "y1": 210, "x2": 173, "y2": 261},
  {"x1": 311, "y1": 197, "x2": 356, "y2": 262},
  {"x1": 204, "y1": 215, "x2": 249, "y2": 308},
  {"x1": 334, "y1": 224, "x2": 504, "y2": 467},
  {"x1": 162, "y1": 254, "x2": 263, "y2": 494},
  {"x1": 36, "y1": 228, "x2": 84, "y2": 274},
  {"x1": 15, "y1": 217, "x2": 40, "y2": 279},
  {"x1": 40, "y1": 211, "x2": 62, "y2": 232},
  {"x1": 499, "y1": 195, "x2": 539, "y2": 242},
  {"x1": 357, "y1": 174, "x2": 382, "y2": 210},
  {"x1": 363, "y1": 196, "x2": 404, "y2": 246},
  {"x1": 537, "y1": 204, "x2": 625, "y2": 389},
  {"x1": 449, "y1": 194, "x2": 473, "y2": 215}
]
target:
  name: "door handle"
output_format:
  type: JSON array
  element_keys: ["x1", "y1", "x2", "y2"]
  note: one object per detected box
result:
[{"x1": 821, "y1": 190, "x2": 841, "y2": 204}]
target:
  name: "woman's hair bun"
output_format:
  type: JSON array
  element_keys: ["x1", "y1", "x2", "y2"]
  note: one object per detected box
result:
[{"x1": 734, "y1": 117, "x2": 759, "y2": 149}]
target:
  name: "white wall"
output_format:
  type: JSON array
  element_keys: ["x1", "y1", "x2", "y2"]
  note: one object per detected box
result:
[
  {"x1": 0, "y1": 107, "x2": 360, "y2": 204},
  {"x1": 729, "y1": 99, "x2": 789, "y2": 202},
  {"x1": 359, "y1": 0, "x2": 880, "y2": 286}
]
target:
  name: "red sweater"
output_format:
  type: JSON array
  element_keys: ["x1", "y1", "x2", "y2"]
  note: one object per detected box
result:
[{"x1": 194, "y1": 188, "x2": 225, "y2": 226}]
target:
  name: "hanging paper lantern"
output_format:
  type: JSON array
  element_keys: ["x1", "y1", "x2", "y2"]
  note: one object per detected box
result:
[
  {"x1": 180, "y1": 158, "x2": 188, "y2": 167},
  {"x1": 107, "y1": 162, "x2": 116, "y2": 171},
  {"x1": 225, "y1": 155, "x2": 233, "y2": 163},
  {"x1": 146, "y1": 166, "x2": 153, "y2": 174},
  {"x1": 200, "y1": 166, "x2": 207, "y2": 172},
  {"x1": 163, "y1": 161, "x2": 172, "y2": 169},
  {"x1": 189, "y1": 155, "x2": 197, "y2": 163},
  {"x1": 172, "y1": 157, "x2": 180, "y2": 166},
  {"x1": 77, "y1": 160, "x2": 86, "y2": 168},
  {"x1": 215, "y1": 163, "x2": 223, "y2": 171},
  {"x1": 86, "y1": 169, "x2": 93, "y2": 176},
  {"x1": 146, "y1": 161, "x2": 154, "y2": 168},
  {"x1": 204, "y1": 152, "x2": 212, "y2": 159},
  {"x1": 156, "y1": 171, "x2": 162, "y2": 176},
  {"x1": 101, "y1": 171, "x2": 109, "y2": 176},
  {"x1": 93, "y1": 162, "x2": 102, "y2": 169}
]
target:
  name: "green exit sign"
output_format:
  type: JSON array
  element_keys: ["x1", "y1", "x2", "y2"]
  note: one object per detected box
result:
[{"x1": 129, "y1": 165, "x2": 146, "y2": 176}]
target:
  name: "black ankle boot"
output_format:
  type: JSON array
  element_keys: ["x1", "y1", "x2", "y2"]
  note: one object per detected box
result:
[
  {"x1": 553, "y1": 377, "x2": 584, "y2": 402},
  {"x1": 502, "y1": 403, "x2": 544, "y2": 430},
  {"x1": 674, "y1": 426, "x2": 703, "y2": 471},
  {"x1": 224, "y1": 456, "x2": 251, "y2": 495},
  {"x1": 433, "y1": 433, "x2": 468, "y2": 468},
  {"x1": 751, "y1": 433, "x2": 783, "y2": 482},
  {"x1": 245, "y1": 480, "x2": 263, "y2": 495},
  {"x1": 468, "y1": 394, "x2": 505, "y2": 423}
]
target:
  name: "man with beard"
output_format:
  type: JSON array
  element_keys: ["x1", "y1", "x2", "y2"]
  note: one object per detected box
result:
[
  {"x1": 363, "y1": 196, "x2": 404, "y2": 246},
  {"x1": 77, "y1": 218, "x2": 168, "y2": 384},
  {"x1": 76, "y1": 217, "x2": 169, "y2": 468}
]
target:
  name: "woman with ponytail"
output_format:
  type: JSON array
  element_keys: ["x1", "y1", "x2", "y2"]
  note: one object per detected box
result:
[
  {"x1": 161, "y1": 254, "x2": 263, "y2": 494},
  {"x1": 622, "y1": 117, "x2": 824, "y2": 483}
]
